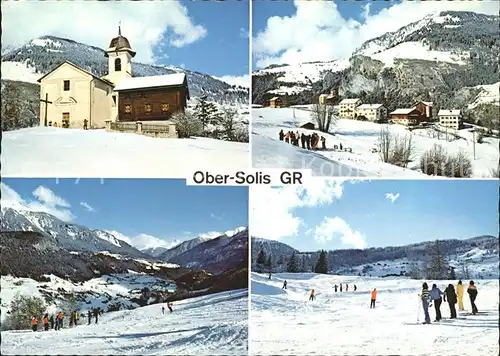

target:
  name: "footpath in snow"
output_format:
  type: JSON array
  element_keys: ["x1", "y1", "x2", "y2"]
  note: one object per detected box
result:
[
  {"x1": 1, "y1": 289, "x2": 248, "y2": 355},
  {"x1": 251, "y1": 108, "x2": 499, "y2": 178},
  {"x1": 1, "y1": 127, "x2": 249, "y2": 178},
  {"x1": 250, "y1": 273, "x2": 499, "y2": 356}
]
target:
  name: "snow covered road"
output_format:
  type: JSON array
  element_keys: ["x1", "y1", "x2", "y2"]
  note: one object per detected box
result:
[
  {"x1": 250, "y1": 273, "x2": 499, "y2": 355},
  {"x1": 1, "y1": 289, "x2": 248, "y2": 355}
]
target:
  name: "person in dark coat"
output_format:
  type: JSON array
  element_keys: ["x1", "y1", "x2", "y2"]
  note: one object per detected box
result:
[
  {"x1": 167, "y1": 302, "x2": 173, "y2": 313},
  {"x1": 300, "y1": 133, "x2": 306, "y2": 149},
  {"x1": 346, "y1": 284, "x2": 349, "y2": 292},
  {"x1": 282, "y1": 280, "x2": 287, "y2": 290},
  {"x1": 334, "y1": 284, "x2": 338, "y2": 292},
  {"x1": 49, "y1": 315, "x2": 55, "y2": 329},
  {"x1": 321, "y1": 136, "x2": 326, "y2": 150},
  {"x1": 339, "y1": 283, "x2": 343, "y2": 292},
  {"x1": 443, "y1": 284, "x2": 457, "y2": 319},
  {"x1": 162, "y1": 306, "x2": 165, "y2": 314},
  {"x1": 94, "y1": 309, "x2": 99, "y2": 324},
  {"x1": 354, "y1": 285, "x2": 357, "y2": 291},
  {"x1": 279, "y1": 129, "x2": 284, "y2": 141},
  {"x1": 87, "y1": 311, "x2": 92, "y2": 325},
  {"x1": 467, "y1": 281, "x2": 478, "y2": 314},
  {"x1": 306, "y1": 135, "x2": 311, "y2": 150},
  {"x1": 339, "y1": 142, "x2": 343, "y2": 151}
]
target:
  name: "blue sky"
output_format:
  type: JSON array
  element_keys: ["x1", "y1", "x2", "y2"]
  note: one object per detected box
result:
[
  {"x1": 251, "y1": 179, "x2": 498, "y2": 252},
  {"x1": 251, "y1": 0, "x2": 497, "y2": 68},
  {"x1": 2, "y1": 178, "x2": 248, "y2": 249},
  {"x1": 3, "y1": 0, "x2": 249, "y2": 80}
]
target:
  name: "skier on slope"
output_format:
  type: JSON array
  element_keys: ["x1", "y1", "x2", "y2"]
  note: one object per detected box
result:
[
  {"x1": 309, "y1": 289, "x2": 315, "y2": 301},
  {"x1": 429, "y1": 284, "x2": 444, "y2": 321},
  {"x1": 443, "y1": 284, "x2": 457, "y2": 319},
  {"x1": 31, "y1": 316, "x2": 38, "y2": 332},
  {"x1": 456, "y1": 280, "x2": 465, "y2": 311},
  {"x1": 467, "y1": 281, "x2": 478, "y2": 315},
  {"x1": 370, "y1": 288, "x2": 377, "y2": 308},
  {"x1": 282, "y1": 280, "x2": 287, "y2": 290},
  {"x1": 420, "y1": 282, "x2": 432, "y2": 324}
]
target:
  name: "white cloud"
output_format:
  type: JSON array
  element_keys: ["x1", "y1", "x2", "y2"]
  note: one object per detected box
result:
[
  {"x1": 210, "y1": 213, "x2": 223, "y2": 220},
  {"x1": 385, "y1": 192, "x2": 400, "y2": 203},
  {"x1": 240, "y1": 27, "x2": 249, "y2": 39},
  {"x1": 253, "y1": 0, "x2": 499, "y2": 68},
  {"x1": 80, "y1": 201, "x2": 96, "y2": 212},
  {"x1": 214, "y1": 74, "x2": 250, "y2": 88},
  {"x1": 309, "y1": 216, "x2": 366, "y2": 249},
  {"x1": 107, "y1": 230, "x2": 181, "y2": 251},
  {"x1": 0, "y1": 182, "x2": 75, "y2": 222},
  {"x1": 2, "y1": 0, "x2": 207, "y2": 64},
  {"x1": 250, "y1": 178, "x2": 344, "y2": 241}
]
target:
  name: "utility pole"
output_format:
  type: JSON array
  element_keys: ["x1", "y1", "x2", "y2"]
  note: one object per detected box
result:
[
  {"x1": 472, "y1": 129, "x2": 476, "y2": 160},
  {"x1": 40, "y1": 93, "x2": 52, "y2": 126}
]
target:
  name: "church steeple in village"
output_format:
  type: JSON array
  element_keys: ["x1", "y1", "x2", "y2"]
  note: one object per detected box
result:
[{"x1": 102, "y1": 23, "x2": 136, "y2": 85}]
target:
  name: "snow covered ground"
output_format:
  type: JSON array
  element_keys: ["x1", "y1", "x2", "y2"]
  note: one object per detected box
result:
[
  {"x1": 252, "y1": 108, "x2": 498, "y2": 177},
  {"x1": 1, "y1": 127, "x2": 249, "y2": 178},
  {"x1": 1, "y1": 61, "x2": 41, "y2": 84},
  {"x1": 1, "y1": 289, "x2": 248, "y2": 355},
  {"x1": 1, "y1": 273, "x2": 178, "y2": 320},
  {"x1": 250, "y1": 273, "x2": 499, "y2": 356}
]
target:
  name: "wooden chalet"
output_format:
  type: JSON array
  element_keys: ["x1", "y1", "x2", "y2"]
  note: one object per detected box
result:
[
  {"x1": 113, "y1": 73, "x2": 190, "y2": 121},
  {"x1": 269, "y1": 96, "x2": 282, "y2": 108},
  {"x1": 412, "y1": 101, "x2": 433, "y2": 120},
  {"x1": 389, "y1": 108, "x2": 423, "y2": 126}
]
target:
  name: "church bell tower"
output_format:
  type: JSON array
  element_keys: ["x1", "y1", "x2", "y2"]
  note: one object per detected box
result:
[{"x1": 103, "y1": 25, "x2": 136, "y2": 85}]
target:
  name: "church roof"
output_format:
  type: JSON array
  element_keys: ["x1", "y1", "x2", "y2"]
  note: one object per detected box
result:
[
  {"x1": 114, "y1": 73, "x2": 187, "y2": 92},
  {"x1": 37, "y1": 60, "x2": 114, "y2": 87},
  {"x1": 105, "y1": 26, "x2": 136, "y2": 57}
]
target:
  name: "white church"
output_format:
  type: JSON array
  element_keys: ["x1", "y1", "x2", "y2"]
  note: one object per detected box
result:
[{"x1": 37, "y1": 27, "x2": 188, "y2": 129}]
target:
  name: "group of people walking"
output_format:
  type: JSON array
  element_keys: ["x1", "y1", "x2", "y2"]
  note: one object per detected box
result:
[
  {"x1": 333, "y1": 283, "x2": 357, "y2": 292},
  {"x1": 161, "y1": 302, "x2": 174, "y2": 314},
  {"x1": 31, "y1": 308, "x2": 103, "y2": 332},
  {"x1": 420, "y1": 280, "x2": 478, "y2": 324},
  {"x1": 279, "y1": 129, "x2": 327, "y2": 150}
]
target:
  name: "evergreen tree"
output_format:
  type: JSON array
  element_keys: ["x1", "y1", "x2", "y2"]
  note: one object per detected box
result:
[
  {"x1": 314, "y1": 250, "x2": 329, "y2": 274},
  {"x1": 287, "y1": 252, "x2": 299, "y2": 273},
  {"x1": 256, "y1": 248, "x2": 266, "y2": 265},
  {"x1": 1, "y1": 82, "x2": 22, "y2": 131},
  {"x1": 426, "y1": 240, "x2": 450, "y2": 279},
  {"x1": 265, "y1": 255, "x2": 272, "y2": 271},
  {"x1": 193, "y1": 96, "x2": 222, "y2": 133}
]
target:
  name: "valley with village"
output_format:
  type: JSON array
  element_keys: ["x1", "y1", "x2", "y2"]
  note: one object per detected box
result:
[
  {"x1": 1, "y1": 28, "x2": 250, "y2": 178},
  {"x1": 252, "y1": 11, "x2": 499, "y2": 178}
]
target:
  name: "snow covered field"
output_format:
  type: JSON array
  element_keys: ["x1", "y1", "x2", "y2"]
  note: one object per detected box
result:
[
  {"x1": 1, "y1": 127, "x2": 249, "y2": 178},
  {"x1": 251, "y1": 108, "x2": 498, "y2": 177},
  {"x1": 250, "y1": 273, "x2": 499, "y2": 356},
  {"x1": 1, "y1": 289, "x2": 248, "y2": 355}
]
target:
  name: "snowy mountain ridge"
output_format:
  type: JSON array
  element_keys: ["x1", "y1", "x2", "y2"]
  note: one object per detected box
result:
[{"x1": 252, "y1": 10, "x2": 499, "y2": 126}]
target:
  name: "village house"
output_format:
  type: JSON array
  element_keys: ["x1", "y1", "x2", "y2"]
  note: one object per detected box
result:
[
  {"x1": 438, "y1": 109, "x2": 462, "y2": 130},
  {"x1": 339, "y1": 98, "x2": 362, "y2": 119},
  {"x1": 269, "y1": 96, "x2": 282, "y2": 108},
  {"x1": 412, "y1": 101, "x2": 433, "y2": 121},
  {"x1": 319, "y1": 89, "x2": 337, "y2": 105},
  {"x1": 389, "y1": 108, "x2": 423, "y2": 126},
  {"x1": 38, "y1": 26, "x2": 189, "y2": 131},
  {"x1": 355, "y1": 104, "x2": 387, "y2": 122}
]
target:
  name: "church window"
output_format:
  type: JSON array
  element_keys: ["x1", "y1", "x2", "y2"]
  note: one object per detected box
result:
[
  {"x1": 115, "y1": 58, "x2": 122, "y2": 72},
  {"x1": 63, "y1": 80, "x2": 70, "y2": 91},
  {"x1": 161, "y1": 103, "x2": 169, "y2": 112},
  {"x1": 124, "y1": 104, "x2": 132, "y2": 114},
  {"x1": 145, "y1": 104, "x2": 152, "y2": 113}
]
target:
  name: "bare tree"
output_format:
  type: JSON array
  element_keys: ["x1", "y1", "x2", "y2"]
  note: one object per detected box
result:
[
  {"x1": 461, "y1": 263, "x2": 471, "y2": 279},
  {"x1": 310, "y1": 103, "x2": 337, "y2": 133},
  {"x1": 490, "y1": 165, "x2": 500, "y2": 178},
  {"x1": 378, "y1": 126, "x2": 416, "y2": 167},
  {"x1": 420, "y1": 144, "x2": 473, "y2": 178}
]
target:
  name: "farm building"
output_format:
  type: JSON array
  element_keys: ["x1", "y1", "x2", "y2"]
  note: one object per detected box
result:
[
  {"x1": 269, "y1": 97, "x2": 282, "y2": 108},
  {"x1": 389, "y1": 108, "x2": 423, "y2": 126},
  {"x1": 412, "y1": 101, "x2": 433, "y2": 120}
]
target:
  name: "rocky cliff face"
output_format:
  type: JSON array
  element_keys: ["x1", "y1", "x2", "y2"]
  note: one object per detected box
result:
[{"x1": 252, "y1": 11, "x2": 499, "y2": 127}]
